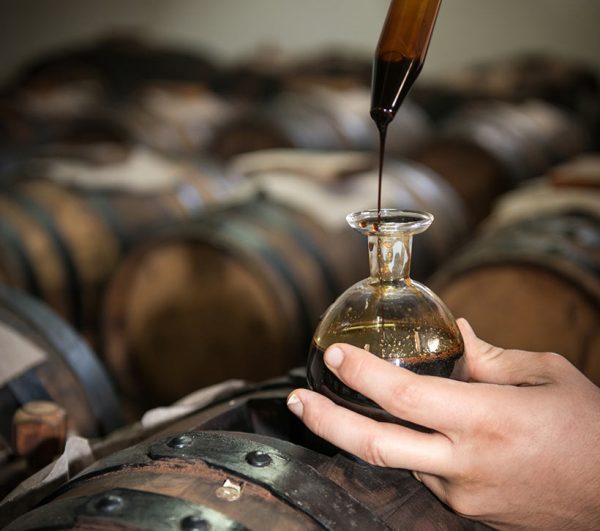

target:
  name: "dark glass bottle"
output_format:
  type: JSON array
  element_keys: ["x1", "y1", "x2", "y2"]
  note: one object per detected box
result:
[{"x1": 371, "y1": 0, "x2": 443, "y2": 127}]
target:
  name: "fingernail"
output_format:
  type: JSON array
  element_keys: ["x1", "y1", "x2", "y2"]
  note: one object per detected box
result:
[
  {"x1": 324, "y1": 346, "x2": 344, "y2": 368},
  {"x1": 412, "y1": 470, "x2": 423, "y2": 483},
  {"x1": 287, "y1": 393, "x2": 304, "y2": 418}
]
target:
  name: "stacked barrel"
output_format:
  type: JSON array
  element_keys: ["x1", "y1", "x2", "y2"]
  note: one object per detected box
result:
[
  {"x1": 0, "y1": 35, "x2": 599, "y2": 528},
  {"x1": 431, "y1": 155, "x2": 600, "y2": 385}
]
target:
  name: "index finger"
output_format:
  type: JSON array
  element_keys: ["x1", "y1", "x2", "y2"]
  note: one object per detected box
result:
[
  {"x1": 288, "y1": 388, "x2": 455, "y2": 475},
  {"x1": 322, "y1": 342, "x2": 475, "y2": 435}
]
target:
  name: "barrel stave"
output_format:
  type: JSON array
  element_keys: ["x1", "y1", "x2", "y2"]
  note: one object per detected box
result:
[{"x1": 432, "y1": 213, "x2": 600, "y2": 385}]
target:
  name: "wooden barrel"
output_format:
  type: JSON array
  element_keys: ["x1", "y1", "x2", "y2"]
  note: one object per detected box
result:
[
  {"x1": 0, "y1": 103, "x2": 36, "y2": 154},
  {"x1": 431, "y1": 209, "x2": 600, "y2": 385},
  {"x1": 0, "y1": 95, "x2": 137, "y2": 164},
  {"x1": 102, "y1": 199, "x2": 355, "y2": 408},
  {"x1": 102, "y1": 152, "x2": 467, "y2": 407},
  {"x1": 13, "y1": 76, "x2": 107, "y2": 122},
  {"x1": 208, "y1": 89, "x2": 431, "y2": 160},
  {"x1": 3, "y1": 374, "x2": 486, "y2": 530},
  {"x1": 441, "y1": 101, "x2": 588, "y2": 183},
  {"x1": 8, "y1": 36, "x2": 225, "y2": 157},
  {"x1": 234, "y1": 151, "x2": 468, "y2": 277},
  {"x1": 9, "y1": 78, "x2": 234, "y2": 159},
  {"x1": 211, "y1": 48, "x2": 290, "y2": 103},
  {"x1": 0, "y1": 285, "x2": 123, "y2": 448},
  {"x1": 0, "y1": 146, "x2": 239, "y2": 345},
  {"x1": 412, "y1": 138, "x2": 509, "y2": 227},
  {"x1": 207, "y1": 91, "x2": 349, "y2": 160},
  {"x1": 118, "y1": 82, "x2": 237, "y2": 156},
  {"x1": 412, "y1": 54, "x2": 600, "y2": 125},
  {"x1": 12, "y1": 35, "x2": 219, "y2": 106},
  {"x1": 413, "y1": 100, "x2": 590, "y2": 226},
  {"x1": 286, "y1": 50, "x2": 373, "y2": 90}
]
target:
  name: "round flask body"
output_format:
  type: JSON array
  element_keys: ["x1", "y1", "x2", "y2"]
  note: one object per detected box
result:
[{"x1": 306, "y1": 209, "x2": 463, "y2": 419}]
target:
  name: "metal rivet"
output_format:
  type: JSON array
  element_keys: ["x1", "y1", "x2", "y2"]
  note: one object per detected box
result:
[
  {"x1": 168, "y1": 434, "x2": 194, "y2": 449},
  {"x1": 245, "y1": 450, "x2": 272, "y2": 467},
  {"x1": 180, "y1": 515, "x2": 210, "y2": 531},
  {"x1": 95, "y1": 494, "x2": 123, "y2": 514}
]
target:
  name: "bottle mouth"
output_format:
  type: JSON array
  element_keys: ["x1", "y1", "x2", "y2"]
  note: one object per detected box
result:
[{"x1": 347, "y1": 209, "x2": 434, "y2": 235}]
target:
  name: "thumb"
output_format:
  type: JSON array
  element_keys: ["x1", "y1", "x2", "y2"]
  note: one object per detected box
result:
[{"x1": 455, "y1": 318, "x2": 554, "y2": 386}]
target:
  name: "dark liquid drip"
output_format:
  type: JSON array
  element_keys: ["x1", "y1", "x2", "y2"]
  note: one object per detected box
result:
[
  {"x1": 370, "y1": 56, "x2": 424, "y2": 221},
  {"x1": 376, "y1": 124, "x2": 387, "y2": 223},
  {"x1": 370, "y1": 57, "x2": 422, "y2": 309}
]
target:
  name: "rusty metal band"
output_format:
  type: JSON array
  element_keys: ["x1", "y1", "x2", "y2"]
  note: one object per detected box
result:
[
  {"x1": 147, "y1": 430, "x2": 389, "y2": 531},
  {"x1": 4, "y1": 487, "x2": 247, "y2": 531}
]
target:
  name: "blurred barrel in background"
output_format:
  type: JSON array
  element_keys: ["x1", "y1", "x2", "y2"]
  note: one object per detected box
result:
[
  {"x1": 6, "y1": 39, "x2": 422, "y2": 162},
  {"x1": 102, "y1": 151, "x2": 466, "y2": 407},
  {"x1": 0, "y1": 105, "x2": 35, "y2": 154},
  {"x1": 412, "y1": 54, "x2": 600, "y2": 128},
  {"x1": 0, "y1": 145, "x2": 240, "y2": 345},
  {"x1": 233, "y1": 150, "x2": 468, "y2": 276},
  {"x1": 0, "y1": 285, "x2": 122, "y2": 477},
  {"x1": 0, "y1": 285, "x2": 123, "y2": 438},
  {"x1": 4, "y1": 36, "x2": 238, "y2": 160},
  {"x1": 207, "y1": 90, "x2": 431, "y2": 161},
  {"x1": 9, "y1": 35, "x2": 220, "y2": 108},
  {"x1": 431, "y1": 164, "x2": 600, "y2": 385},
  {"x1": 4, "y1": 374, "x2": 484, "y2": 531},
  {"x1": 214, "y1": 48, "x2": 372, "y2": 102},
  {"x1": 413, "y1": 100, "x2": 590, "y2": 226},
  {"x1": 117, "y1": 82, "x2": 236, "y2": 157},
  {"x1": 102, "y1": 198, "x2": 355, "y2": 407},
  {"x1": 284, "y1": 50, "x2": 373, "y2": 90}
]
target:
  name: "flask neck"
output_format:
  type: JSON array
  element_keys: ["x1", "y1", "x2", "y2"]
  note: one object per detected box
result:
[{"x1": 368, "y1": 234, "x2": 412, "y2": 283}]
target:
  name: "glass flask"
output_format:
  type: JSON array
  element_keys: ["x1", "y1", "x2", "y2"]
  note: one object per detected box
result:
[{"x1": 307, "y1": 208, "x2": 463, "y2": 421}]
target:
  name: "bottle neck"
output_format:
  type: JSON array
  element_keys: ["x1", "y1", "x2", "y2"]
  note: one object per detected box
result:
[{"x1": 368, "y1": 234, "x2": 412, "y2": 283}]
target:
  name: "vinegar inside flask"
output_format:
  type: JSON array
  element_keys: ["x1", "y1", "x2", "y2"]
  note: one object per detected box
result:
[{"x1": 307, "y1": 321, "x2": 463, "y2": 421}]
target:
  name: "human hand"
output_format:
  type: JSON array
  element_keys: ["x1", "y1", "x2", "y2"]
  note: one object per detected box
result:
[{"x1": 287, "y1": 319, "x2": 600, "y2": 530}]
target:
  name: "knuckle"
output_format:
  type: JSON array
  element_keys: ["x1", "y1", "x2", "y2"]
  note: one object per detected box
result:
[
  {"x1": 446, "y1": 491, "x2": 477, "y2": 518},
  {"x1": 452, "y1": 458, "x2": 478, "y2": 484},
  {"x1": 389, "y1": 380, "x2": 421, "y2": 414},
  {"x1": 539, "y1": 351, "x2": 566, "y2": 368},
  {"x1": 471, "y1": 414, "x2": 509, "y2": 445},
  {"x1": 303, "y1": 404, "x2": 329, "y2": 440},
  {"x1": 360, "y1": 432, "x2": 388, "y2": 467},
  {"x1": 339, "y1": 352, "x2": 370, "y2": 387},
  {"x1": 535, "y1": 351, "x2": 570, "y2": 380}
]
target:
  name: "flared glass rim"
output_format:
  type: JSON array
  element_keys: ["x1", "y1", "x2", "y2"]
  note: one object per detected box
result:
[{"x1": 346, "y1": 209, "x2": 434, "y2": 235}]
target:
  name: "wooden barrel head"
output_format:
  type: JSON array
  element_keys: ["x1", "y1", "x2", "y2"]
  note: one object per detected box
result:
[
  {"x1": 108, "y1": 240, "x2": 292, "y2": 404},
  {"x1": 413, "y1": 138, "x2": 510, "y2": 227},
  {"x1": 209, "y1": 112, "x2": 295, "y2": 162},
  {"x1": 432, "y1": 213, "x2": 600, "y2": 385},
  {"x1": 103, "y1": 201, "x2": 344, "y2": 407},
  {"x1": 437, "y1": 265, "x2": 600, "y2": 381},
  {"x1": 0, "y1": 286, "x2": 123, "y2": 451}
]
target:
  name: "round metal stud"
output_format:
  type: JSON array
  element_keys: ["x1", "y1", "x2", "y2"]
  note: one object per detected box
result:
[
  {"x1": 95, "y1": 494, "x2": 124, "y2": 514},
  {"x1": 180, "y1": 514, "x2": 210, "y2": 531},
  {"x1": 245, "y1": 450, "x2": 272, "y2": 467},
  {"x1": 167, "y1": 434, "x2": 194, "y2": 449}
]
